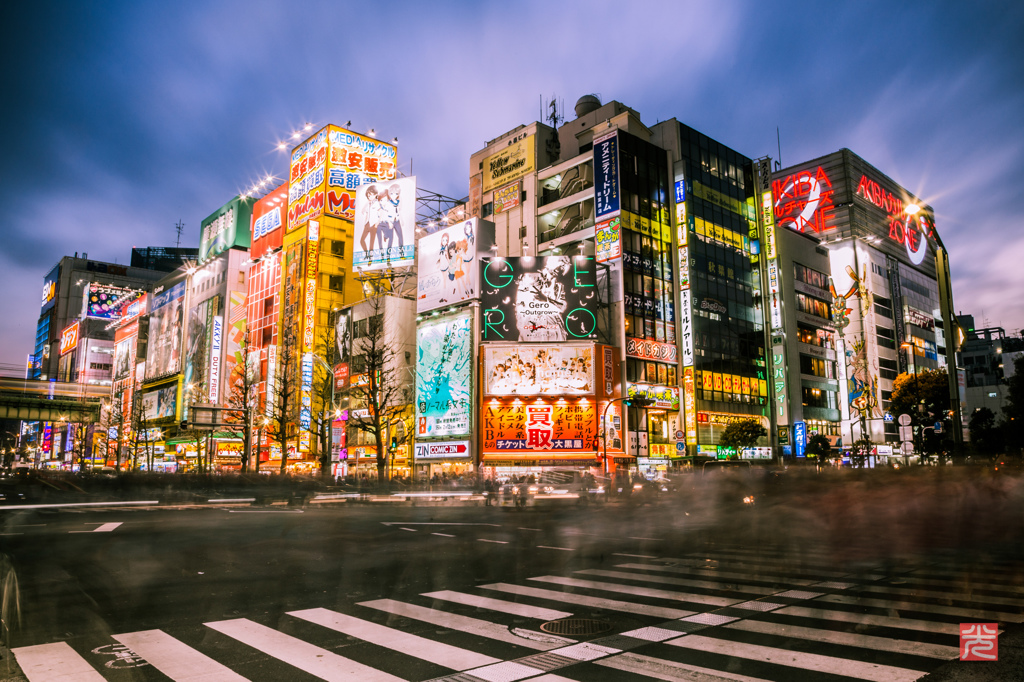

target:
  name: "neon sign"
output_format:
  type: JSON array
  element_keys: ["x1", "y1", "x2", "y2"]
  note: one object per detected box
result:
[
  {"x1": 772, "y1": 166, "x2": 835, "y2": 234},
  {"x1": 59, "y1": 321, "x2": 80, "y2": 356},
  {"x1": 854, "y1": 175, "x2": 934, "y2": 266}
]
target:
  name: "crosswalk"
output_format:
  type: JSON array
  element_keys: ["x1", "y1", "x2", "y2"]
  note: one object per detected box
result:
[{"x1": 13, "y1": 545, "x2": 1024, "y2": 681}]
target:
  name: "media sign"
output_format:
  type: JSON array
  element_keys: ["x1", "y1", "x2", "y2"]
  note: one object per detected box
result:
[
  {"x1": 481, "y1": 135, "x2": 535, "y2": 194},
  {"x1": 492, "y1": 181, "x2": 521, "y2": 214},
  {"x1": 250, "y1": 184, "x2": 287, "y2": 259},
  {"x1": 146, "y1": 280, "x2": 186, "y2": 378},
  {"x1": 414, "y1": 441, "x2": 471, "y2": 460},
  {"x1": 85, "y1": 284, "x2": 142, "y2": 320},
  {"x1": 772, "y1": 166, "x2": 836, "y2": 235},
  {"x1": 59, "y1": 321, "x2": 79, "y2": 356},
  {"x1": 480, "y1": 256, "x2": 597, "y2": 342},
  {"x1": 793, "y1": 421, "x2": 807, "y2": 458},
  {"x1": 595, "y1": 216, "x2": 621, "y2": 263},
  {"x1": 482, "y1": 398, "x2": 597, "y2": 453}
]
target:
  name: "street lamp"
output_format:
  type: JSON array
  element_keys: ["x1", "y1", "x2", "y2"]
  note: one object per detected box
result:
[{"x1": 900, "y1": 342, "x2": 916, "y2": 375}]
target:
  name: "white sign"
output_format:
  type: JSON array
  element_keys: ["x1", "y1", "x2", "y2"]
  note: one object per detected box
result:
[
  {"x1": 414, "y1": 440, "x2": 471, "y2": 460},
  {"x1": 416, "y1": 218, "x2": 494, "y2": 313},
  {"x1": 208, "y1": 316, "x2": 223, "y2": 404},
  {"x1": 899, "y1": 425, "x2": 913, "y2": 442},
  {"x1": 767, "y1": 259, "x2": 783, "y2": 330},
  {"x1": 680, "y1": 288, "x2": 694, "y2": 366},
  {"x1": 900, "y1": 441, "x2": 914, "y2": 454},
  {"x1": 898, "y1": 413, "x2": 912, "y2": 426},
  {"x1": 352, "y1": 176, "x2": 417, "y2": 271}
]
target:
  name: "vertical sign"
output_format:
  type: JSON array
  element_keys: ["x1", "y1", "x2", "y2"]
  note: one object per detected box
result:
[
  {"x1": 265, "y1": 344, "x2": 278, "y2": 417},
  {"x1": 772, "y1": 341, "x2": 789, "y2": 426},
  {"x1": 683, "y1": 367, "x2": 697, "y2": 445},
  {"x1": 594, "y1": 131, "x2": 620, "y2": 220},
  {"x1": 208, "y1": 316, "x2": 223, "y2": 404},
  {"x1": 793, "y1": 421, "x2": 806, "y2": 458},
  {"x1": 767, "y1": 260, "x2": 783, "y2": 330},
  {"x1": 679, "y1": 288, "x2": 693, "y2": 366}
]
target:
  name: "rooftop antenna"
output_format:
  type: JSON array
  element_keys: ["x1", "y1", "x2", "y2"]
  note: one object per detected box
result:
[
  {"x1": 547, "y1": 96, "x2": 563, "y2": 128},
  {"x1": 776, "y1": 127, "x2": 782, "y2": 170},
  {"x1": 174, "y1": 219, "x2": 185, "y2": 248}
]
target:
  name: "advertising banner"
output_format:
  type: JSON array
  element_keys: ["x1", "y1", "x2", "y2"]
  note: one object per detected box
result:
[
  {"x1": 414, "y1": 440, "x2": 471, "y2": 460},
  {"x1": 223, "y1": 291, "x2": 247, "y2": 402},
  {"x1": 85, "y1": 284, "x2": 143, "y2": 320},
  {"x1": 200, "y1": 196, "x2": 253, "y2": 263},
  {"x1": 250, "y1": 183, "x2": 287, "y2": 259},
  {"x1": 324, "y1": 125, "x2": 398, "y2": 222},
  {"x1": 415, "y1": 312, "x2": 473, "y2": 438},
  {"x1": 416, "y1": 218, "x2": 495, "y2": 313},
  {"x1": 334, "y1": 308, "x2": 351, "y2": 389},
  {"x1": 484, "y1": 345, "x2": 595, "y2": 396},
  {"x1": 626, "y1": 383, "x2": 680, "y2": 410},
  {"x1": 482, "y1": 398, "x2": 597, "y2": 453},
  {"x1": 113, "y1": 335, "x2": 136, "y2": 382},
  {"x1": 595, "y1": 216, "x2": 621, "y2": 263},
  {"x1": 59, "y1": 321, "x2": 79, "y2": 356},
  {"x1": 41, "y1": 265, "x2": 59, "y2": 313},
  {"x1": 141, "y1": 384, "x2": 177, "y2": 421},
  {"x1": 184, "y1": 296, "x2": 217, "y2": 400},
  {"x1": 480, "y1": 256, "x2": 597, "y2": 342},
  {"x1": 594, "y1": 131, "x2": 620, "y2": 220},
  {"x1": 482, "y1": 135, "x2": 535, "y2": 194},
  {"x1": 683, "y1": 367, "x2": 697, "y2": 445},
  {"x1": 288, "y1": 127, "x2": 328, "y2": 230},
  {"x1": 680, "y1": 288, "x2": 694, "y2": 366},
  {"x1": 492, "y1": 181, "x2": 521, "y2": 214},
  {"x1": 352, "y1": 176, "x2": 416, "y2": 270},
  {"x1": 625, "y1": 338, "x2": 678, "y2": 364},
  {"x1": 208, "y1": 315, "x2": 223, "y2": 404},
  {"x1": 768, "y1": 259, "x2": 783, "y2": 330},
  {"x1": 146, "y1": 281, "x2": 186, "y2": 377}
]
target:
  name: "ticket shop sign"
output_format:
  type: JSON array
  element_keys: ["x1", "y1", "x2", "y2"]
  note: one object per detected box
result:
[{"x1": 482, "y1": 399, "x2": 597, "y2": 453}]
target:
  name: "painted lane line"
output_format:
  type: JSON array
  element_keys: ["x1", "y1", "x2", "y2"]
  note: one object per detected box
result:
[
  {"x1": 479, "y1": 538, "x2": 508, "y2": 544},
  {"x1": 13, "y1": 641, "x2": 106, "y2": 682},
  {"x1": 480, "y1": 583, "x2": 695, "y2": 619},
  {"x1": 775, "y1": 604, "x2": 963, "y2": 635},
  {"x1": 666, "y1": 555, "x2": 851, "y2": 578},
  {"x1": 817, "y1": 593, "x2": 1024, "y2": 623},
  {"x1": 0, "y1": 533, "x2": 23, "y2": 536},
  {"x1": 290, "y1": 608, "x2": 499, "y2": 670},
  {"x1": 381, "y1": 522, "x2": 501, "y2": 526},
  {"x1": 207, "y1": 498, "x2": 256, "y2": 503},
  {"x1": 432, "y1": 532, "x2": 455, "y2": 537},
  {"x1": 69, "y1": 522, "x2": 123, "y2": 533},
  {"x1": 423, "y1": 590, "x2": 572, "y2": 620},
  {"x1": 113, "y1": 629, "x2": 248, "y2": 681},
  {"x1": 537, "y1": 546, "x2": 574, "y2": 551},
  {"x1": 612, "y1": 553, "x2": 657, "y2": 559},
  {"x1": 398, "y1": 527, "x2": 417, "y2": 532},
  {"x1": 725, "y1": 619, "x2": 960, "y2": 659},
  {"x1": 667, "y1": 634, "x2": 925, "y2": 682},
  {"x1": 596, "y1": 651, "x2": 769, "y2": 682},
  {"x1": 583, "y1": 567, "x2": 777, "y2": 596},
  {"x1": 530, "y1": 575, "x2": 740, "y2": 608},
  {"x1": 205, "y1": 618, "x2": 402, "y2": 681},
  {"x1": 227, "y1": 509, "x2": 304, "y2": 513},
  {"x1": 358, "y1": 599, "x2": 569, "y2": 650}
]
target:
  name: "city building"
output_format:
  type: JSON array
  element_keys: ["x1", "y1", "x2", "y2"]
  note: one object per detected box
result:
[
  {"x1": 772, "y1": 148, "x2": 960, "y2": 451},
  {"x1": 956, "y1": 314, "x2": 1024, "y2": 416},
  {"x1": 130, "y1": 246, "x2": 200, "y2": 273}
]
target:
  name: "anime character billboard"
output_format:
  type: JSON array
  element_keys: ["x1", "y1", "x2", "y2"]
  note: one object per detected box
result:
[{"x1": 352, "y1": 176, "x2": 416, "y2": 270}]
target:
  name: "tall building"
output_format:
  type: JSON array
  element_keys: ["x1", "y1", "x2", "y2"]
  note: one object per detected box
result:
[
  {"x1": 772, "y1": 149, "x2": 959, "y2": 451},
  {"x1": 956, "y1": 314, "x2": 1024, "y2": 417},
  {"x1": 130, "y1": 246, "x2": 200, "y2": 273}
]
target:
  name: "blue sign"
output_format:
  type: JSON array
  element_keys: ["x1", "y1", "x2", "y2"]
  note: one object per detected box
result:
[
  {"x1": 793, "y1": 421, "x2": 807, "y2": 458},
  {"x1": 934, "y1": 421, "x2": 942, "y2": 434},
  {"x1": 884, "y1": 412, "x2": 894, "y2": 423},
  {"x1": 675, "y1": 441, "x2": 685, "y2": 452},
  {"x1": 594, "y1": 133, "x2": 620, "y2": 219},
  {"x1": 674, "y1": 178, "x2": 686, "y2": 204}
]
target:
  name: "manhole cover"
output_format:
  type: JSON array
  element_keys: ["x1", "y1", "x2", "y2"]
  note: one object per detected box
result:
[{"x1": 539, "y1": 618, "x2": 613, "y2": 636}]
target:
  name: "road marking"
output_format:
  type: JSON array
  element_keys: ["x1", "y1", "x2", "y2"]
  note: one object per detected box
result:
[
  {"x1": 669, "y1": 554, "x2": 850, "y2": 577},
  {"x1": 725, "y1": 619, "x2": 961, "y2": 659},
  {"x1": 817, "y1": 592, "x2": 1024, "y2": 622},
  {"x1": 207, "y1": 498, "x2": 256, "y2": 503},
  {"x1": 13, "y1": 641, "x2": 106, "y2": 681},
  {"x1": 381, "y1": 522, "x2": 501, "y2": 526},
  {"x1": 584, "y1": 567, "x2": 777, "y2": 595},
  {"x1": 206, "y1": 618, "x2": 402, "y2": 681},
  {"x1": 398, "y1": 527, "x2": 417, "y2": 532},
  {"x1": 70, "y1": 522, "x2": 123, "y2": 533},
  {"x1": 596, "y1": 651, "x2": 768, "y2": 681},
  {"x1": 856, "y1": 583, "x2": 1024, "y2": 607},
  {"x1": 628, "y1": 536, "x2": 660, "y2": 541},
  {"x1": 479, "y1": 538, "x2": 508, "y2": 544},
  {"x1": 358, "y1": 599, "x2": 569, "y2": 650},
  {"x1": 480, "y1": 583, "x2": 695, "y2": 619},
  {"x1": 519, "y1": 527, "x2": 541, "y2": 531},
  {"x1": 612, "y1": 553, "x2": 657, "y2": 559},
  {"x1": 668, "y1": 634, "x2": 925, "y2": 682},
  {"x1": 423, "y1": 590, "x2": 572, "y2": 620},
  {"x1": 530, "y1": 575, "x2": 740, "y2": 608},
  {"x1": 113, "y1": 629, "x2": 248, "y2": 681},
  {"x1": 290, "y1": 608, "x2": 500, "y2": 670},
  {"x1": 775, "y1": 604, "x2": 963, "y2": 634},
  {"x1": 0, "y1": 500, "x2": 158, "y2": 510},
  {"x1": 537, "y1": 546, "x2": 574, "y2": 551},
  {"x1": 226, "y1": 510, "x2": 305, "y2": 513},
  {"x1": 0, "y1": 532, "x2": 23, "y2": 536},
  {"x1": 464, "y1": 661, "x2": 546, "y2": 682},
  {"x1": 432, "y1": 532, "x2": 455, "y2": 537}
]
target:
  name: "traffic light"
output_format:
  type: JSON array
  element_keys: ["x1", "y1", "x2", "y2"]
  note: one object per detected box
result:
[{"x1": 390, "y1": 436, "x2": 398, "y2": 450}]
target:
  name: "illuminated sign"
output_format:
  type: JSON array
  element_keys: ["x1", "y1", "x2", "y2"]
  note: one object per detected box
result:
[
  {"x1": 595, "y1": 216, "x2": 621, "y2": 263},
  {"x1": 762, "y1": 191, "x2": 777, "y2": 259},
  {"x1": 683, "y1": 367, "x2": 697, "y2": 445},
  {"x1": 86, "y1": 284, "x2": 143, "y2": 320},
  {"x1": 679, "y1": 288, "x2": 694, "y2": 366},
  {"x1": 480, "y1": 256, "x2": 597, "y2": 342},
  {"x1": 253, "y1": 206, "x2": 282, "y2": 241},
  {"x1": 772, "y1": 166, "x2": 836, "y2": 234},
  {"x1": 414, "y1": 440, "x2": 471, "y2": 460},
  {"x1": 416, "y1": 312, "x2": 473, "y2": 438},
  {"x1": 854, "y1": 174, "x2": 934, "y2": 266},
  {"x1": 484, "y1": 345, "x2": 595, "y2": 396},
  {"x1": 626, "y1": 383, "x2": 680, "y2": 410},
  {"x1": 208, "y1": 316, "x2": 223, "y2": 404},
  {"x1": 493, "y1": 180, "x2": 521, "y2": 214},
  {"x1": 140, "y1": 384, "x2": 178, "y2": 421},
  {"x1": 593, "y1": 131, "x2": 620, "y2": 219},
  {"x1": 200, "y1": 196, "x2": 253, "y2": 263},
  {"x1": 482, "y1": 398, "x2": 597, "y2": 453},
  {"x1": 771, "y1": 344, "x2": 788, "y2": 426},
  {"x1": 250, "y1": 184, "x2": 287, "y2": 260},
  {"x1": 416, "y1": 218, "x2": 495, "y2": 313},
  {"x1": 59, "y1": 321, "x2": 79, "y2": 356},
  {"x1": 352, "y1": 176, "x2": 416, "y2": 270},
  {"x1": 288, "y1": 128, "x2": 328, "y2": 229},
  {"x1": 625, "y1": 338, "x2": 677, "y2": 364},
  {"x1": 767, "y1": 260, "x2": 783, "y2": 330},
  {"x1": 793, "y1": 421, "x2": 806, "y2": 458},
  {"x1": 147, "y1": 280, "x2": 186, "y2": 378},
  {"x1": 303, "y1": 223, "x2": 319, "y2": 351},
  {"x1": 482, "y1": 135, "x2": 535, "y2": 194},
  {"x1": 42, "y1": 280, "x2": 56, "y2": 307},
  {"x1": 905, "y1": 305, "x2": 935, "y2": 330}
]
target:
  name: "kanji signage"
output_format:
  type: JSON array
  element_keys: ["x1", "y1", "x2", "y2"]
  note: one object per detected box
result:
[{"x1": 594, "y1": 131, "x2": 620, "y2": 219}]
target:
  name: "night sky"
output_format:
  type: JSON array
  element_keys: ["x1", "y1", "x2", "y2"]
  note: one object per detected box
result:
[{"x1": 2, "y1": 0, "x2": 1022, "y2": 369}]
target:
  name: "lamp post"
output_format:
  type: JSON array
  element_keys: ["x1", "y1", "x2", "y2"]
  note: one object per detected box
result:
[{"x1": 602, "y1": 396, "x2": 653, "y2": 476}]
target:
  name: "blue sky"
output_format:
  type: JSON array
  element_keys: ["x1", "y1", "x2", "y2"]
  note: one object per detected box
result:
[{"x1": 2, "y1": 0, "x2": 1022, "y2": 367}]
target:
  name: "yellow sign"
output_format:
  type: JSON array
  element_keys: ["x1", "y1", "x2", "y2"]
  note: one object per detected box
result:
[{"x1": 482, "y1": 136, "x2": 535, "y2": 193}]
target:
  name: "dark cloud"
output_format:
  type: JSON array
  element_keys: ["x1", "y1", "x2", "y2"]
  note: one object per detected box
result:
[{"x1": 2, "y1": 0, "x2": 1022, "y2": 364}]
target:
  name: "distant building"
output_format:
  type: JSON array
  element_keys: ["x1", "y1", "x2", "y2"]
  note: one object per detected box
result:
[
  {"x1": 957, "y1": 314, "x2": 1024, "y2": 417},
  {"x1": 130, "y1": 246, "x2": 200, "y2": 272}
]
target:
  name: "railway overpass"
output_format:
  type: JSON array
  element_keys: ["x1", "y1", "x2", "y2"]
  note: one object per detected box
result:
[{"x1": 0, "y1": 377, "x2": 107, "y2": 423}]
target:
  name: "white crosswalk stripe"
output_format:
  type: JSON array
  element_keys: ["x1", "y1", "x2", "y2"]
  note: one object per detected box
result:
[
  {"x1": 13, "y1": 642, "x2": 106, "y2": 682},
  {"x1": 724, "y1": 619, "x2": 961, "y2": 659},
  {"x1": 112, "y1": 630, "x2": 247, "y2": 681},
  {"x1": 588, "y1": 566, "x2": 780, "y2": 595},
  {"x1": 422, "y1": 589, "x2": 573, "y2": 620},
  {"x1": 480, "y1": 581, "x2": 697, "y2": 619},
  {"x1": 816, "y1": 592, "x2": 1024, "y2": 622},
  {"x1": 529, "y1": 575, "x2": 741, "y2": 607},
  {"x1": 595, "y1": 651, "x2": 770, "y2": 681}
]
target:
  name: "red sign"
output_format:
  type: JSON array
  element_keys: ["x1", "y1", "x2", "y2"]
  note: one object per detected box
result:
[
  {"x1": 59, "y1": 321, "x2": 80, "y2": 356},
  {"x1": 772, "y1": 166, "x2": 836, "y2": 234},
  {"x1": 854, "y1": 174, "x2": 935, "y2": 265},
  {"x1": 250, "y1": 183, "x2": 287, "y2": 259},
  {"x1": 333, "y1": 363, "x2": 349, "y2": 390},
  {"x1": 625, "y1": 338, "x2": 678, "y2": 363},
  {"x1": 960, "y1": 623, "x2": 998, "y2": 661}
]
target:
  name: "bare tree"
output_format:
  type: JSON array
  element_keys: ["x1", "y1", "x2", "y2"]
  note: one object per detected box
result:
[
  {"x1": 266, "y1": 331, "x2": 299, "y2": 475},
  {"x1": 225, "y1": 323, "x2": 259, "y2": 473},
  {"x1": 311, "y1": 323, "x2": 338, "y2": 480}
]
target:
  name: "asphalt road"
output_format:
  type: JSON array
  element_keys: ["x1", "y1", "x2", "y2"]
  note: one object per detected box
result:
[{"x1": 1, "y1": 470, "x2": 1022, "y2": 681}]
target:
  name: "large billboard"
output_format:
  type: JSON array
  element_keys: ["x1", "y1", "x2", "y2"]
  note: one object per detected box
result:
[
  {"x1": 594, "y1": 131, "x2": 620, "y2": 220},
  {"x1": 288, "y1": 125, "x2": 398, "y2": 231},
  {"x1": 250, "y1": 184, "x2": 287, "y2": 259},
  {"x1": 483, "y1": 345, "x2": 595, "y2": 396},
  {"x1": 140, "y1": 384, "x2": 178, "y2": 421},
  {"x1": 223, "y1": 291, "x2": 248, "y2": 403},
  {"x1": 415, "y1": 312, "x2": 473, "y2": 438},
  {"x1": 480, "y1": 256, "x2": 598, "y2": 342},
  {"x1": 184, "y1": 296, "x2": 217, "y2": 400},
  {"x1": 85, "y1": 284, "x2": 143, "y2": 320},
  {"x1": 59, "y1": 321, "x2": 79, "y2": 356},
  {"x1": 482, "y1": 398, "x2": 597, "y2": 454},
  {"x1": 416, "y1": 218, "x2": 495, "y2": 313},
  {"x1": 200, "y1": 196, "x2": 253, "y2": 263},
  {"x1": 352, "y1": 176, "x2": 416, "y2": 270},
  {"x1": 146, "y1": 280, "x2": 186, "y2": 378},
  {"x1": 40, "y1": 265, "x2": 59, "y2": 313},
  {"x1": 481, "y1": 135, "x2": 535, "y2": 194},
  {"x1": 113, "y1": 335, "x2": 136, "y2": 382}
]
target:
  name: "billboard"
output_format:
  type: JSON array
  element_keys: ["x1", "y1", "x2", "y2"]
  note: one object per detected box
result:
[
  {"x1": 85, "y1": 284, "x2": 143, "y2": 320},
  {"x1": 481, "y1": 135, "x2": 535, "y2": 194},
  {"x1": 415, "y1": 312, "x2": 473, "y2": 438},
  {"x1": 594, "y1": 131, "x2": 620, "y2": 219},
  {"x1": 288, "y1": 125, "x2": 398, "y2": 231},
  {"x1": 482, "y1": 398, "x2": 597, "y2": 453},
  {"x1": 492, "y1": 181, "x2": 521, "y2": 214},
  {"x1": 626, "y1": 383, "x2": 680, "y2": 410},
  {"x1": 772, "y1": 166, "x2": 837, "y2": 235},
  {"x1": 113, "y1": 335, "x2": 136, "y2": 382},
  {"x1": 414, "y1": 440, "x2": 471, "y2": 460},
  {"x1": 250, "y1": 184, "x2": 287, "y2": 259},
  {"x1": 483, "y1": 345, "x2": 595, "y2": 396},
  {"x1": 595, "y1": 216, "x2": 621, "y2": 263},
  {"x1": 480, "y1": 256, "x2": 598, "y2": 342},
  {"x1": 416, "y1": 218, "x2": 495, "y2": 313},
  {"x1": 40, "y1": 265, "x2": 59, "y2": 313},
  {"x1": 184, "y1": 296, "x2": 217, "y2": 399},
  {"x1": 223, "y1": 291, "x2": 248, "y2": 402},
  {"x1": 59, "y1": 321, "x2": 79, "y2": 356},
  {"x1": 146, "y1": 280, "x2": 186, "y2": 378},
  {"x1": 334, "y1": 308, "x2": 352, "y2": 390},
  {"x1": 200, "y1": 196, "x2": 253, "y2": 263},
  {"x1": 352, "y1": 176, "x2": 416, "y2": 270},
  {"x1": 140, "y1": 384, "x2": 178, "y2": 421}
]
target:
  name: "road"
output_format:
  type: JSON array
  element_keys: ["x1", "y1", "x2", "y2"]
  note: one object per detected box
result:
[{"x1": 1, "y1": 470, "x2": 1023, "y2": 681}]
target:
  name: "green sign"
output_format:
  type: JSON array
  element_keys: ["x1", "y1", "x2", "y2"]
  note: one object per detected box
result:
[{"x1": 200, "y1": 196, "x2": 253, "y2": 263}]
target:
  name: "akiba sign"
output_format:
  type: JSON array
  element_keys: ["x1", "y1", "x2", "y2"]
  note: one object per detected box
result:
[
  {"x1": 854, "y1": 175, "x2": 935, "y2": 266},
  {"x1": 773, "y1": 166, "x2": 836, "y2": 234}
]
